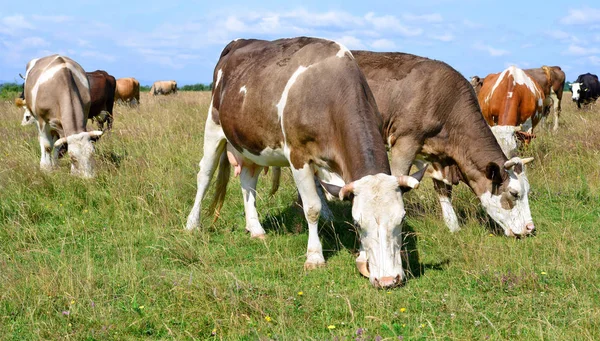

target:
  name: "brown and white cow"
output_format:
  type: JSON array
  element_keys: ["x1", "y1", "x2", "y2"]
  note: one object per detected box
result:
[
  {"x1": 87, "y1": 70, "x2": 116, "y2": 130},
  {"x1": 18, "y1": 55, "x2": 103, "y2": 177},
  {"x1": 350, "y1": 51, "x2": 535, "y2": 237},
  {"x1": 478, "y1": 66, "x2": 545, "y2": 157},
  {"x1": 115, "y1": 77, "x2": 140, "y2": 105},
  {"x1": 150, "y1": 80, "x2": 177, "y2": 95},
  {"x1": 186, "y1": 38, "x2": 424, "y2": 288},
  {"x1": 524, "y1": 66, "x2": 566, "y2": 131}
]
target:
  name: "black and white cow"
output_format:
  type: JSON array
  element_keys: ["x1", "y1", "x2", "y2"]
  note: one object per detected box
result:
[{"x1": 571, "y1": 73, "x2": 600, "y2": 109}]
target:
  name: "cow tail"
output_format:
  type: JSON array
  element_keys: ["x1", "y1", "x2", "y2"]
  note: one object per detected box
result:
[
  {"x1": 269, "y1": 167, "x2": 282, "y2": 196},
  {"x1": 208, "y1": 150, "x2": 231, "y2": 221},
  {"x1": 542, "y1": 66, "x2": 552, "y2": 87}
]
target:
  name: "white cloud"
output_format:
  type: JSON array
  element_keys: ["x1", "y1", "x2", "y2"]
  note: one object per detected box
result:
[
  {"x1": 224, "y1": 16, "x2": 247, "y2": 32},
  {"x1": 364, "y1": 12, "x2": 423, "y2": 37},
  {"x1": 21, "y1": 36, "x2": 49, "y2": 48},
  {"x1": 31, "y1": 15, "x2": 72, "y2": 23},
  {"x1": 403, "y1": 13, "x2": 443, "y2": 23},
  {"x1": 561, "y1": 8, "x2": 600, "y2": 25},
  {"x1": 564, "y1": 44, "x2": 600, "y2": 56},
  {"x1": 0, "y1": 15, "x2": 35, "y2": 35},
  {"x1": 79, "y1": 50, "x2": 116, "y2": 62},
  {"x1": 546, "y1": 30, "x2": 570, "y2": 40},
  {"x1": 370, "y1": 38, "x2": 396, "y2": 50},
  {"x1": 430, "y1": 33, "x2": 454, "y2": 42},
  {"x1": 473, "y1": 43, "x2": 510, "y2": 57},
  {"x1": 588, "y1": 56, "x2": 600, "y2": 65}
]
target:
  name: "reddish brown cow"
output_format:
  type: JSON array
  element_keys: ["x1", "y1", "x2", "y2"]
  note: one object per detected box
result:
[
  {"x1": 478, "y1": 66, "x2": 545, "y2": 155},
  {"x1": 87, "y1": 70, "x2": 116, "y2": 130}
]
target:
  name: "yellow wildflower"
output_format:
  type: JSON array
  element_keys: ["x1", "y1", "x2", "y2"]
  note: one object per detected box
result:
[
  {"x1": 265, "y1": 316, "x2": 272, "y2": 322},
  {"x1": 400, "y1": 307, "x2": 407, "y2": 313},
  {"x1": 70, "y1": 300, "x2": 75, "y2": 305},
  {"x1": 297, "y1": 291, "x2": 303, "y2": 296},
  {"x1": 541, "y1": 271, "x2": 547, "y2": 275},
  {"x1": 139, "y1": 305, "x2": 145, "y2": 309},
  {"x1": 327, "y1": 325, "x2": 336, "y2": 330}
]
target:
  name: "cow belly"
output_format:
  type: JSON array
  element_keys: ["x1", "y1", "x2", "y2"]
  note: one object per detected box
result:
[{"x1": 238, "y1": 146, "x2": 290, "y2": 167}]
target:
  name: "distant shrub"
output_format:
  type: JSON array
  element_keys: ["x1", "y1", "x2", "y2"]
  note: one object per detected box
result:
[
  {"x1": 0, "y1": 83, "x2": 24, "y2": 100},
  {"x1": 564, "y1": 82, "x2": 571, "y2": 92},
  {"x1": 180, "y1": 83, "x2": 212, "y2": 91},
  {"x1": 140, "y1": 85, "x2": 152, "y2": 92}
]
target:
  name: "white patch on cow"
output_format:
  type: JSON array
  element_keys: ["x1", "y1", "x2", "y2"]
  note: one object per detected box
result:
[
  {"x1": 240, "y1": 146, "x2": 289, "y2": 167},
  {"x1": 351, "y1": 174, "x2": 407, "y2": 287},
  {"x1": 485, "y1": 68, "x2": 510, "y2": 104},
  {"x1": 239, "y1": 85, "x2": 247, "y2": 95},
  {"x1": 276, "y1": 65, "x2": 310, "y2": 166},
  {"x1": 571, "y1": 82, "x2": 581, "y2": 101},
  {"x1": 538, "y1": 98, "x2": 543, "y2": 107},
  {"x1": 24, "y1": 57, "x2": 40, "y2": 80},
  {"x1": 507, "y1": 91, "x2": 513, "y2": 98},
  {"x1": 428, "y1": 165, "x2": 452, "y2": 185},
  {"x1": 240, "y1": 166, "x2": 266, "y2": 238},
  {"x1": 479, "y1": 164, "x2": 533, "y2": 236},
  {"x1": 215, "y1": 69, "x2": 223, "y2": 88},
  {"x1": 485, "y1": 66, "x2": 541, "y2": 104},
  {"x1": 335, "y1": 41, "x2": 353, "y2": 59},
  {"x1": 21, "y1": 107, "x2": 35, "y2": 126},
  {"x1": 490, "y1": 125, "x2": 519, "y2": 158},
  {"x1": 439, "y1": 196, "x2": 460, "y2": 232}
]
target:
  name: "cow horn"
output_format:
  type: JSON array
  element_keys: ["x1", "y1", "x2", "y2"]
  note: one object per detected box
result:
[
  {"x1": 356, "y1": 259, "x2": 370, "y2": 278},
  {"x1": 339, "y1": 182, "x2": 355, "y2": 201},
  {"x1": 19, "y1": 73, "x2": 25, "y2": 80},
  {"x1": 521, "y1": 157, "x2": 534, "y2": 165},
  {"x1": 397, "y1": 175, "x2": 420, "y2": 189},
  {"x1": 54, "y1": 137, "x2": 67, "y2": 148}
]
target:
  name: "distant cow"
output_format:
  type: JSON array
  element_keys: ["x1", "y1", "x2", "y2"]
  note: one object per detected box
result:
[
  {"x1": 150, "y1": 80, "x2": 177, "y2": 95},
  {"x1": 524, "y1": 66, "x2": 566, "y2": 130},
  {"x1": 87, "y1": 70, "x2": 116, "y2": 130},
  {"x1": 352, "y1": 51, "x2": 535, "y2": 237},
  {"x1": 478, "y1": 66, "x2": 545, "y2": 156},
  {"x1": 115, "y1": 77, "x2": 140, "y2": 105},
  {"x1": 18, "y1": 55, "x2": 103, "y2": 178},
  {"x1": 571, "y1": 73, "x2": 600, "y2": 109},
  {"x1": 186, "y1": 38, "x2": 424, "y2": 288}
]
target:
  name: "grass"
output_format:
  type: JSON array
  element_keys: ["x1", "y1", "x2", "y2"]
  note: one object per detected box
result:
[{"x1": 1, "y1": 92, "x2": 599, "y2": 340}]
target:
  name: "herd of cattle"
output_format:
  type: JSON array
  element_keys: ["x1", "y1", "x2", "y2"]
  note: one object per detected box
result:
[{"x1": 13, "y1": 37, "x2": 600, "y2": 288}]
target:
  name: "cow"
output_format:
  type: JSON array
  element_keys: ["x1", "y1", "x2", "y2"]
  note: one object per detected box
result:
[
  {"x1": 478, "y1": 66, "x2": 545, "y2": 157},
  {"x1": 524, "y1": 66, "x2": 566, "y2": 131},
  {"x1": 115, "y1": 77, "x2": 140, "y2": 105},
  {"x1": 571, "y1": 73, "x2": 600, "y2": 109},
  {"x1": 345, "y1": 51, "x2": 534, "y2": 237},
  {"x1": 186, "y1": 37, "x2": 425, "y2": 288},
  {"x1": 150, "y1": 80, "x2": 177, "y2": 95},
  {"x1": 470, "y1": 75, "x2": 484, "y2": 95},
  {"x1": 87, "y1": 70, "x2": 116, "y2": 130},
  {"x1": 17, "y1": 55, "x2": 103, "y2": 178}
]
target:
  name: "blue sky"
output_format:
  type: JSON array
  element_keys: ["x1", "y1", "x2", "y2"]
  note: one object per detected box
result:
[{"x1": 1, "y1": 1, "x2": 599, "y2": 85}]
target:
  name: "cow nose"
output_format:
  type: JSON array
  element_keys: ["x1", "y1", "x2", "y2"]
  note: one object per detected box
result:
[
  {"x1": 525, "y1": 223, "x2": 535, "y2": 234},
  {"x1": 374, "y1": 275, "x2": 402, "y2": 289}
]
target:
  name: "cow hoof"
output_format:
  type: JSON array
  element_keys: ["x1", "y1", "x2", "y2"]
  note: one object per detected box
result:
[{"x1": 251, "y1": 233, "x2": 266, "y2": 240}]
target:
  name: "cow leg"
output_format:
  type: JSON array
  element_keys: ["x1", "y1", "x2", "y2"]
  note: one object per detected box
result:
[
  {"x1": 186, "y1": 117, "x2": 227, "y2": 230},
  {"x1": 390, "y1": 138, "x2": 421, "y2": 176},
  {"x1": 291, "y1": 164, "x2": 325, "y2": 269},
  {"x1": 433, "y1": 179, "x2": 460, "y2": 233},
  {"x1": 37, "y1": 121, "x2": 58, "y2": 171},
  {"x1": 552, "y1": 93, "x2": 560, "y2": 132},
  {"x1": 240, "y1": 165, "x2": 267, "y2": 238}
]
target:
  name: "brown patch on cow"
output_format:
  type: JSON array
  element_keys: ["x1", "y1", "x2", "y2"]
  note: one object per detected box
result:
[
  {"x1": 525, "y1": 66, "x2": 566, "y2": 113},
  {"x1": 87, "y1": 70, "x2": 116, "y2": 130}
]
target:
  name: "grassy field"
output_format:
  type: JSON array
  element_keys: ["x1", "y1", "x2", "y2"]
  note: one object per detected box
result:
[{"x1": 1, "y1": 92, "x2": 599, "y2": 340}]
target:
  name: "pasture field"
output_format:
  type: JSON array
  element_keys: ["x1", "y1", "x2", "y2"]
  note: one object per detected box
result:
[{"x1": 1, "y1": 92, "x2": 599, "y2": 340}]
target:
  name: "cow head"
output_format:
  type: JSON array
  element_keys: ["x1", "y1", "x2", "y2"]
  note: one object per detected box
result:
[
  {"x1": 480, "y1": 157, "x2": 535, "y2": 237},
  {"x1": 54, "y1": 131, "x2": 103, "y2": 178},
  {"x1": 470, "y1": 76, "x2": 484, "y2": 94},
  {"x1": 323, "y1": 169, "x2": 425, "y2": 288},
  {"x1": 571, "y1": 82, "x2": 585, "y2": 101}
]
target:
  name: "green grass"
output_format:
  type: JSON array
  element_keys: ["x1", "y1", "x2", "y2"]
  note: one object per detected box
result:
[{"x1": 1, "y1": 92, "x2": 599, "y2": 340}]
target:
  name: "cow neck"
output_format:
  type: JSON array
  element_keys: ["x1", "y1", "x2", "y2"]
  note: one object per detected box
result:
[{"x1": 334, "y1": 112, "x2": 391, "y2": 183}]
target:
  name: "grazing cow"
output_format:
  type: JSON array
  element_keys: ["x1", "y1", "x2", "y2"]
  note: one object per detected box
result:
[
  {"x1": 115, "y1": 77, "x2": 140, "y2": 105},
  {"x1": 17, "y1": 55, "x2": 103, "y2": 177},
  {"x1": 87, "y1": 70, "x2": 116, "y2": 130},
  {"x1": 351, "y1": 51, "x2": 535, "y2": 237},
  {"x1": 470, "y1": 75, "x2": 484, "y2": 95},
  {"x1": 524, "y1": 66, "x2": 566, "y2": 131},
  {"x1": 571, "y1": 73, "x2": 600, "y2": 109},
  {"x1": 186, "y1": 38, "x2": 424, "y2": 288},
  {"x1": 150, "y1": 80, "x2": 177, "y2": 95},
  {"x1": 478, "y1": 66, "x2": 545, "y2": 156}
]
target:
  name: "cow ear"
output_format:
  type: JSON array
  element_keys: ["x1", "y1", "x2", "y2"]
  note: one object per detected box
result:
[
  {"x1": 321, "y1": 181, "x2": 342, "y2": 198},
  {"x1": 400, "y1": 164, "x2": 428, "y2": 193},
  {"x1": 485, "y1": 162, "x2": 503, "y2": 184},
  {"x1": 320, "y1": 181, "x2": 354, "y2": 201}
]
